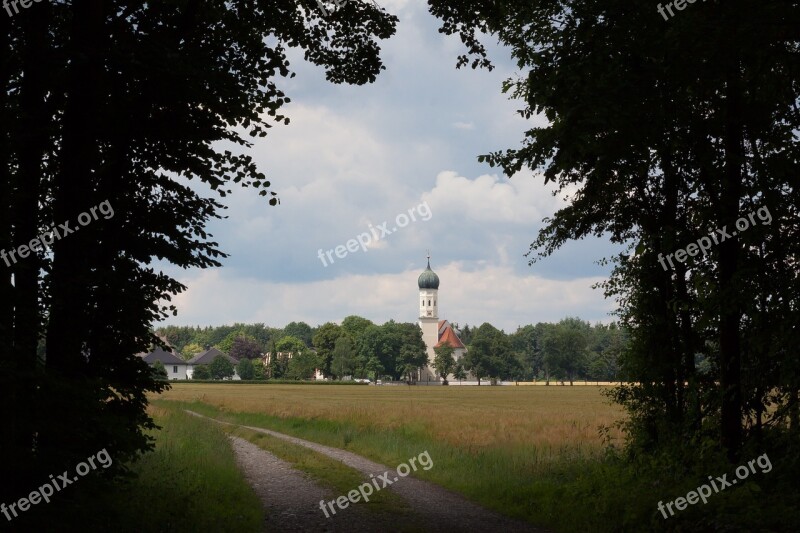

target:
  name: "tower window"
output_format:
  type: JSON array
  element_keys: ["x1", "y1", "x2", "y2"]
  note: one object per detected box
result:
[
  {"x1": 434, "y1": 300, "x2": 436, "y2": 306},
  {"x1": 428, "y1": 300, "x2": 431, "y2": 306}
]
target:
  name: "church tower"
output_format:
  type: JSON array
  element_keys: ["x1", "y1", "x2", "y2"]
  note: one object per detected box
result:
[{"x1": 418, "y1": 253, "x2": 439, "y2": 380}]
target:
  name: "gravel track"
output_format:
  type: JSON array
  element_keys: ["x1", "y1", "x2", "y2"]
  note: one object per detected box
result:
[
  {"x1": 188, "y1": 410, "x2": 546, "y2": 533},
  {"x1": 230, "y1": 436, "x2": 398, "y2": 532}
]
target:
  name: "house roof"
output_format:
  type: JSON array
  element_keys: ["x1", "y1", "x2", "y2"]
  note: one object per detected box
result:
[
  {"x1": 188, "y1": 347, "x2": 238, "y2": 365},
  {"x1": 143, "y1": 347, "x2": 185, "y2": 365},
  {"x1": 436, "y1": 323, "x2": 465, "y2": 350}
]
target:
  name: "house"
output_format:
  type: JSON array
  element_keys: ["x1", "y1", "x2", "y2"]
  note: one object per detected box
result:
[
  {"x1": 142, "y1": 347, "x2": 188, "y2": 380},
  {"x1": 187, "y1": 347, "x2": 241, "y2": 380}
]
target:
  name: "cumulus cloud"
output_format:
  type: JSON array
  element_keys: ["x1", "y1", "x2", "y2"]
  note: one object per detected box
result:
[
  {"x1": 156, "y1": 0, "x2": 619, "y2": 330},
  {"x1": 168, "y1": 263, "x2": 614, "y2": 331},
  {"x1": 422, "y1": 170, "x2": 565, "y2": 225}
]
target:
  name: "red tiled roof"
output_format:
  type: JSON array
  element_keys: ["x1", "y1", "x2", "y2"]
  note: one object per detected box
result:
[{"x1": 436, "y1": 324, "x2": 465, "y2": 349}]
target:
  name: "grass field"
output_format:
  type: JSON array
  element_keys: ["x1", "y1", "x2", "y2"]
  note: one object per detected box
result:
[
  {"x1": 156, "y1": 384, "x2": 633, "y2": 531},
  {"x1": 158, "y1": 384, "x2": 625, "y2": 457},
  {"x1": 144, "y1": 383, "x2": 798, "y2": 532}
]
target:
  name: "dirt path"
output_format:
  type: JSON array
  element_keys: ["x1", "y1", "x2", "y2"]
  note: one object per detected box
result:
[
  {"x1": 188, "y1": 410, "x2": 545, "y2": 532},
  {"x1": 230, "y1": 436, "x2": 398, "y2": 532}
]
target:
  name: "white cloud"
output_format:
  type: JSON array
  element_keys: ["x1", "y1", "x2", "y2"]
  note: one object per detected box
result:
[
  {"x1": 167, "y1": 263, "x2": 614, "y2": 331},
  {"x1": 156, "y1": 0, "x2": 619, "y2": 329},
  {"x1": 422, "y1": 170, "x2": 566, "y2": 225}
]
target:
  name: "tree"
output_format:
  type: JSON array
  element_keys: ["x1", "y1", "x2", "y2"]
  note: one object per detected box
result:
[
  {"x1": 229, "y1": 336, "x2": 263, "y2": 361},
  {"x1": 429, "y1": 0, "x2": 799, "y2": 462},
  {"x1": 331, "y1": 335, "x2": 356, "y2": 379},
  {"x1": 365, "y1": 355, "x2": 385, "y2": 382},
  {"x1": 151, "y1": 361, "x2": 168, "y2": 381},
  {"x1": 542, "y1": 318, "x2": 589, "y2": 386},
  {"x1": 236, "y1": 323, "x2": 272, "y2": 351},
  {"x1": 285, "y1": 350, "x2": 318, "y2": 380},
  {"x1": 282, "y1": 321, "x2": 314, "y2": 348},
  {"x1": 396, "y1": 323, "x2": 428, "y2": 382},
  {"x1": 236, "y1": 358, "x2": 255, "y2": 380},
  {"x1": 192, "y1": 365, "x2": 211, "y2": 381},
  {"x1": 266, "y1": 338, "x2": 286, "y2": 379},
  {"x1": 209, "y1": 355, "x2": 235, "y2": 381},
  {"x1": 0, "y1": 0, "x2": 397, "y2": 500},
  {"x1": 267, "y1": 336, "x2": 306, "y2": 379},
  {"x1": 181, "y1": 343, "x2": 204, "y2": 361},
  {"x1": 341, "y1": 315, "x2": 374, "y2": 342},
  {"x1": 355, "y1": 324, "x2": 385, "y2": 379},
  {"x1": 433, "y1": 344, "x2": 455, "y2": 385},
  {"x1": 354, "y1": 321, "x2": 426, "y2": 381},
  {"x1": 453, "y1": 362, "x2": 467, "y2": 384},
  {"x1": 252, "y1": 359, "x2": 267, "y2": 381},
  {"x1": 464, "y1": 323, "x2": 493, "y2": 385},
  {"x1": 466, "y1": 323, "x2": 515, "y2": 385},
  {"x1": 459, "y1": 324, "x2": 473, "y2": 346},
  {"x1": 157, "y1": 326, "x2": 196, "y2": 353},
  {"x1": 510, "y1": 324, "x2": 544, "y2": 381},
  {"x1": 313, "y1": 322, "x2": 343, "y2": 377},
  {"x1": 276, "y1": 336, "x2": 307, "y2": 355}
]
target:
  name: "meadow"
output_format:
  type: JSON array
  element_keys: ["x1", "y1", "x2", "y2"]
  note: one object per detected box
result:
[
  {"x1": 158, "y1": 383, "x2": 625, "y2": 458},
  {"x1": 157, "y1": 384, "x2": 638, "y2": 531},
  {"x1": 29, "y1": 383, "x2": 791, "y2": 532}
]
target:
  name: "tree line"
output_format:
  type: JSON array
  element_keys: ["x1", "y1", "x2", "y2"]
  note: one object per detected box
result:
[{"x1": 156, "y1": 316, "x2": 628, "y2": 384}]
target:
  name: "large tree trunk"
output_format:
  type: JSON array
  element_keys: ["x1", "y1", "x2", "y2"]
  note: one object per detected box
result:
[
  {"x1": 718, "y1": 50, "x2": 744, "y2": 461},
  {"x1": 1, "y1": 2, "x2": 51, "y2": 491},
  {"x1": 46, "y1": 0, "x2": 105, "y2": 377},
  {"x1": 0, "y1": 6, "x2": 18, "y2": 503},
  {"x1": 42, "y1": 0, "x2": 106, "y2": 461}
]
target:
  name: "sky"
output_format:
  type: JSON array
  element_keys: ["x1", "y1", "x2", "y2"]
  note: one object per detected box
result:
[{"x1": 158, "y1": 0, "x2": 626, "y2": 333}]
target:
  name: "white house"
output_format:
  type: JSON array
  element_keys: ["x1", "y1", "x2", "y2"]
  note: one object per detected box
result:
[
  {"x1": 142, "y1": 347, "x2": 188, "y2": 380},
  {"x1": 187, "y1": 347, "x2": 241, "y2": 380}
]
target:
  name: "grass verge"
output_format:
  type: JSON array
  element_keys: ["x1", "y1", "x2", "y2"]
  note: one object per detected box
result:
[{"x1": 17, "y1": 402, "x2": 263, "y2": 532}]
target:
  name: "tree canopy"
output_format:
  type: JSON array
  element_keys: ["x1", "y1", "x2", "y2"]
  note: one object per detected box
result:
[
  {"x1": 428, "y1": 0, "x2": 800, "y2": 460},
  {"x1": 0, "y1": 0, "x2": 397, "y2": 501}
]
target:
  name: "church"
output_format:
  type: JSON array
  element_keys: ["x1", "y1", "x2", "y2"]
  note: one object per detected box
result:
[{"x1": 417, "y1": 255, "x2": 467, "y2": 382}]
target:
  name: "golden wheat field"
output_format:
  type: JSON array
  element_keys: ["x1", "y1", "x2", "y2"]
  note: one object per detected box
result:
[{"x1": 157, "y1": 384, "x2": 625, "y2": 455}]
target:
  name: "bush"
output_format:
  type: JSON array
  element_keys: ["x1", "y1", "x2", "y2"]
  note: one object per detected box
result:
[
  {"x1": 192, "y1": 365, "x2": 211, "y2": 380},
  {"x1": 209, "y1": 355, "x2": 235, "y2": 380},
  {"x1": 237, "y1": 358, "x2": 254, "y2": 380},
  {"x1": 152, "y1": 360, "x2": 168, "y2": 380}
]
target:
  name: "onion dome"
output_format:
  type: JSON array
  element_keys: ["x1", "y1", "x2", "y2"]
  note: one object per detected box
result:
[{"x1": 418, "y1": 256, "x2": 439, "y2": 289}]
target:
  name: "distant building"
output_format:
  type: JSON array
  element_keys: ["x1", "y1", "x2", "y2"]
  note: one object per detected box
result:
[
  {"x1": 417, "y1": 254, "x2": 469, "y2": 382},
  {"x1": 187, "y1": 347, "x2": 241, "y2": 380},
  {"x1": 142, "y1": 347, "x2": 188, "y2": 380}
]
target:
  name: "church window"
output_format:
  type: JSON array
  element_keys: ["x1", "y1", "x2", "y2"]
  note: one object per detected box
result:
[{"x1": 428, "y1": 300, "x2": 431, "y2": 306}]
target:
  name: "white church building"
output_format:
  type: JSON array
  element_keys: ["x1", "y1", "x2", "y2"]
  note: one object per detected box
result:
[{"x1": 417, "y1": 255, "x2": 468, "y2": 382}]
